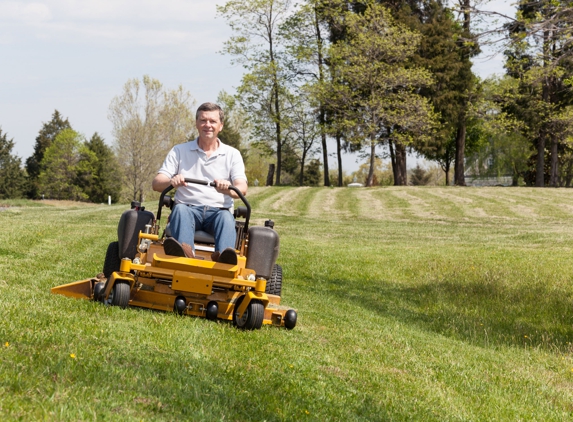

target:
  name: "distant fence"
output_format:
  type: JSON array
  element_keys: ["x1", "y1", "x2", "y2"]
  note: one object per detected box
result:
[{"x1": 465, "y1": 176, "x2": 513, "y2": 187}]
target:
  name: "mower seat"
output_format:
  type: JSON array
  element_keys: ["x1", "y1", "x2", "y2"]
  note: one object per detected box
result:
[
  {"x1": 164, "y1": 225, "x2": 215, "y2": 245},
  {"x1": 194, "y1": 230, "x2": 216, "y2": 244}
]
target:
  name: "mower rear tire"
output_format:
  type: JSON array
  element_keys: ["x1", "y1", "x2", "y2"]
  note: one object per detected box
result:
[
  {"x1": 233, "y1": 296, "x2": 264, "y2": 330},
  {"x1": 110, "y1": 281, "x2": 130, "y2": 309},
  {"x1": 265, "y1": 264, "x2": 282, "y2": 296},
  {"x1": 103, "y1": 241, "x2": 120, "y2": 280}
]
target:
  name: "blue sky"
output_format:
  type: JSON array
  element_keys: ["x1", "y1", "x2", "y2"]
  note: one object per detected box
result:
[{"x1": 1, "y1": 0, "x2": 516, "y2": 172}]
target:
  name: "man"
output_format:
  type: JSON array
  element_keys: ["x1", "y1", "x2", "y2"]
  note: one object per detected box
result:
[{"x1": 152, "y1": 102, "x2": 248, "y2": 264}]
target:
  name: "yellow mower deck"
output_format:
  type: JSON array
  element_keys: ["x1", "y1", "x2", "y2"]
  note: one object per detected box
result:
[{"x1": 52, "y1": 242, "x2": 295, "y2": 328}]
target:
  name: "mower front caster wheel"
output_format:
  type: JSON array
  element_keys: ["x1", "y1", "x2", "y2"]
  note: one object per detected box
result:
[
  {"x1": 110, "y1": 281, "x2": 130, "y2": 309},
  {"x1": 233, "y1": 296, "x2": 264, "y2": 330}
]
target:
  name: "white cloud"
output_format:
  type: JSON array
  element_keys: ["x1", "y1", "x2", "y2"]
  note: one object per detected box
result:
[
  {"x1": 0, "y1": 0, "x2": 216, "y2": 23},
  {"x1": 0, "y1": 0, "x2": 227, "y2": 49},
  {"x1": 0, "y1": 1, "x2": 52, "y2": 23}
]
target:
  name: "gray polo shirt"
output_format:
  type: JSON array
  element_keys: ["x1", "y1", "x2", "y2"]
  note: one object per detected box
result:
[{"x1": 157, "y1": 138, "x2": 247, "y2": 209}]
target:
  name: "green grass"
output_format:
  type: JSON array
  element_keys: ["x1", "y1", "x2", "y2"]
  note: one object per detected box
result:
[{"x1": 2, "y1": 187, "x2": 573, "y2": 420}]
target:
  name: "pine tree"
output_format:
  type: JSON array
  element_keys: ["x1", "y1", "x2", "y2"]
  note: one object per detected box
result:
[
  {"x1": 409, "y1": 164, "x2": 432, "y2": 186},
  {"x1": 25, "y1": 110, "x2": 71, "y2": 198},
  {"x1": 0, "y1": 128, "x2": 26, "y2": 199},
  {"x1": 78, "y1": 133, "x2": 122, "y2": 203}
]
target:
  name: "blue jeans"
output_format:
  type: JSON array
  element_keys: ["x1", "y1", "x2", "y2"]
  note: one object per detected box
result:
[{"x1": 169, "y1": 204, "x2": 236, "y2": 253}]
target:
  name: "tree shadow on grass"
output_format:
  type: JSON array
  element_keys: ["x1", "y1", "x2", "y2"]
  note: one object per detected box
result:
[{"x1": 325, "y1": 275, "x2": 573, "y2": 352}]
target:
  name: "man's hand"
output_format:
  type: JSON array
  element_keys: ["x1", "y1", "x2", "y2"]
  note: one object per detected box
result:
[
  {"x1": 152, "y1": 173, "x2": 186, "y2": 192},
  {"x1": 214, "y1": 179, "x2": 232, "y2": 194},
  {"x1": 170, "y1": 174, "x2": 188, "y2": 188},
  {"x1": 214, "y1": 178, "x2": 248, "y2": 199}
]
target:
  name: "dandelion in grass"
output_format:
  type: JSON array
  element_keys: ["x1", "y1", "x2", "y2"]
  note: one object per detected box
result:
[
  {"x1": 70, "y1": 353, "x2": 76, "y2": 359},
  {"x1": 4, "y1": 342, "x2": 8, "y2": 347}
]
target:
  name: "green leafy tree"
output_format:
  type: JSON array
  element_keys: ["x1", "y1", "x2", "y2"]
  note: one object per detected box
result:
[
  {"x1": 282, "y1": 90, "x2": 322, "y2": 186},
  {"x1": 303, "y1": 158, "x2": 322, "y2": 186},
  {"x1": 389, "y1": 0, "x2": 477, "y2": 186},
  {"x1": 218, "y1": 0, "x2": 293, "y2": 185},
  {"x1": 466, "y1": 76, "x2": 532, "y2": 186},
  {"x1": 25, "y1": 110, "x2": 71, "y2": 198},
  {"x1": 38, "y1": 129, "x2": 87, "y2": 201},
  {"x1": 0, "y1": 128, "x2": 26, "y2": 199},
  {"x1": 322, "y1": 1, "x2": 435, "y2": 186},
  {"x1": 281, "y1": 0, "x2": 331, "y2": 186},
  {"x1": 244, "y1": 143, "x2": 274, "y2": 187},
  {"x1": 503, "y1": 0, "x2": 573, "y2": 186},
  {"x1": 352, "y1": 157, "x2": 394, "y2": 187},
  {"x1": 216, "y1": 90, "x2": 250, "y2": 160},
  {"x1": 77, "y1": 133, "x2": 123, "y2": 203}
]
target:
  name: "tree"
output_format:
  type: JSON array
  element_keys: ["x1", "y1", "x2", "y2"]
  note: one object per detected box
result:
[
  {"x1": 303, "y1": 158, "x2": 322, "y2": 186},
  {"x1": 385, "y1": 0, "x2": 475, "y2": 186},
  {"x1": 77, "y1": 133, "x2": 123, "y2": 203},
  {"x1": 451, "y1": 0, "x2": 480, "y2": 186},
  {"x1": 25, "y1": 110, "x2": 71, "y2": 198},
  {"x1": 352, "y1": 157, "x2": 394, "y2": 187},
  {"x1": 108, "y1": 76, "x2": 196, "y2": 202},
  {"x1": 502, "y1": 0, "x2": 573, "y2": 187},
  {"x1": 467, "y1": 76, "x2": 532, "y2": 186},
  {"x1": 409, "y1": 163, "x2": 432, "y2": 186},
  {"x1": 217, "y1": 90, "x2": 250, "y2": 159},
  {"x1": 283, "y1": 90, "x2": 321, "y2": 186},
  {"x1": 38, "y1": 129, "x2": 86, "y2": 200},
  {"x1": 0, "y1": 128, "x2": 26, "y2": 199},
  {"x1": 281, "y1": 0, "x2": 331, "y2": 186},
  {"x1": 218, "y1": 0, "x2": 293, "y2": 185},
  {"x1": 322, "y1": 1, "x2": 435, "y2": 186}
]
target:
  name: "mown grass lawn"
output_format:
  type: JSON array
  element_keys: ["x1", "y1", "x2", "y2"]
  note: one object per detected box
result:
[{"x1": 1, "y1": 187, "x2": 573, "y2": 421}]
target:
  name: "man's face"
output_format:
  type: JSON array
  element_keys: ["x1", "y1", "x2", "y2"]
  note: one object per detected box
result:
[{"x1": 196, "y1": 110, "x2": 224, "y2": 141}]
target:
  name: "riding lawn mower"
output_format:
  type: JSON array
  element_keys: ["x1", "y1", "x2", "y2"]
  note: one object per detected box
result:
[{"x1": 51, "y1": 179, "x2": 297, "y2": 330}]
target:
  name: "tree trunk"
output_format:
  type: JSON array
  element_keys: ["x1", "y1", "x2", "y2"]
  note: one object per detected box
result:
[
  {"x1": 512, "y1": 163, "x2": 519, "y2": 186},
  {"x1": 389, "y1": 139, "x2": 398, "y2": 184},
  {"x1": 321, "y1": 124, "x2": 329, "y2": 187},
  {"x1": 273, "y1": 89, "x2": 282, "y2": 186},
  {"x1": 550, "y1": 138, "x2": 559, "y2": 187},
  {"x1": 537, "y1": 30, "x2": 552, "y2": 188},
  {"x1": 299, "y1": 150, "x2": 307, "y2": 186},
  {"x1": 266, "y1": 164, "x2": 275, "y2": 186},
  {"x1": 535, "y1": 136, "x2": 545, "y2": 187},
  {"x1": 337, "y1": 134, "x2": 343, "y2": 186},
  {"x1": 366, "y1": 139, "x2": 376, "y2": 187},
  {"x1": 314, "y1": 6, "x2": 329, "y2": 187},
  {"x1": 442, "y1": 161, "x2": 450, "y2": 186},
  {"x1": 268, "y1": 29, "x2": 282, "y2": 186},
  {"x1": 454, "y1": 123, "x2": 466, "y2": 186},
  {"x1": 394, "y1": 142, "x2": 407, "y2": 186}
]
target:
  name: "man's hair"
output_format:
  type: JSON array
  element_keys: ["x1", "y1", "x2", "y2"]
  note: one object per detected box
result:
[{"x1": 196, "y1": 102, "x2": 224, "y2": 124}]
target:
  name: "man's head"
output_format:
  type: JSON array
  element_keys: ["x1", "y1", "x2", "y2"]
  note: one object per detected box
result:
[
  {"x1": 196, "y1": 102, "x2": 224, "y2": 124},
  {"x1": 196, "y1": 102, "x2": 224, "y2": 142}
]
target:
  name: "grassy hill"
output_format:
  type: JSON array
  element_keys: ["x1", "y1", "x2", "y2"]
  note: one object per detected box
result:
[{"x1": 1, "y1": 186, "x2": 573, "y2": 421}]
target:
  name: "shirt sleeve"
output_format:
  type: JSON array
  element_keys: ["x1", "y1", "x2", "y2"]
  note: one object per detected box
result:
[
  {"x1": 157, "y1": 146, "x2": 180, "y2": 178},
  {"x1": 229, "y1": 148, "x2": 247, "y2": 183}
]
